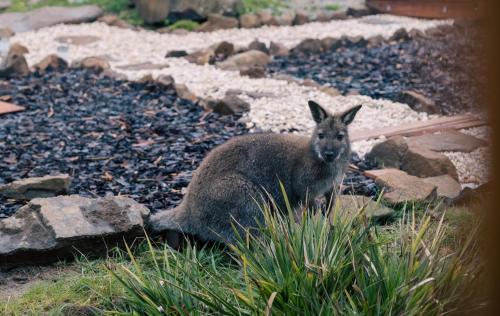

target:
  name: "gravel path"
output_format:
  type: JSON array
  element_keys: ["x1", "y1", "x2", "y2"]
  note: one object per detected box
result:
[{"x1": 6, "y1": 16, "x2": 489, "y2": 186}]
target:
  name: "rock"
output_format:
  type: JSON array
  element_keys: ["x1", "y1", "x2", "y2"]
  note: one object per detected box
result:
[
  {"x1": 316, "y1": 11, "x2": 334, "y2": 22},
  {"x1": 135, "y1": 0, "x2": 170, "y2": 24},
  {"x1": 0, "y1": 27, "x2": 14, "y2": 39},
  {"x1": 98, "y1": 15, "x2": 132, "y2": 29},
  {"x1": 292, "y1": 38, "x2": 324, "y2": 55},
  {"x1": 451, "y1": 182, "x2": 491, "y2": 207},
  {"x1": 138, "y1": 74, "x2": 154, "y2": 84},
  {"x1": 335, "y1": 195, "x2": 394, "y2": 219},
  {"x1": 407, "y1": 131, "x2": 487, "y2": 153},
  {"x1": 197, "y1": 13, "x2": 238, "y2": 32},
  {"x1": 257, "y1": 9, "x2": 278, "y2": 26},
  {"x1": 8, "y1": 43, "x2": 29, "y2": 55},
  {"x1": 422, "y1": 175, "x2": 461, "y2": 199},
  {"x1": 366, "y1": 136, "x2": 459, "y2": 180},
  {"x1": 77, "y1": 56, "x2": 110, "y2": 72},
  {"x1": 344, "y1": 35, "x2": 367, "y2": 47},
  {"x1": 156, "y1": 74, "x2": 175, "y2": 88},
  {"x1": 293, "y1": 11, "x2": 308, "y2": 25},
  {"x1": 395, "y1": 90, "x2": 438, "y2": 114},
  {"x1": 55, "y1": 35, "x2": 100, "y2": 46},
  {"x1": 0, "y1": 49, "x2": 29, "y2": 78},
  {"x1": 33, "y1": 54, "x2": 68, "y2": 74},
  {"x1": 269, "y1": 41, "x2": 289, "y2": 56},
  {"x1": 185, "y1": 48, "x2": 215, "y2": 65},
  {"x1": 367, "y1": 168, "x2": 437, "y2": 204},
  {"x1": 277, "y1": 11, "x2": 295, "y2": 26},
  {"x1": 217, "y1": 49, "x2": 269, "y2": 71},
  {"x1": 301, "y1": 79, "x2": 321, "y2": 88},
  {"x1": 167, "y1": 0, "x2": 243, "y2": 20},
  {"x1": 0, "y1": 195, "x2": 149, "y2": 268},
  {"x1": 206, "y1": 94, "x2": 250, "y2": 115},
  {"x1": 0, "y1": 175, "x2": 71, "y2": 200},
  {"x1": 0, "y1": 5, "x2": 103, "y2": 33},
  {"x1": 212, "y1": 41, "x2": 234, "y2": 57},
  {"x1": 240, "y1": 13, "x2": 261, "y2": 28},
  {"x1": 408, "y1": 28, "x2": 425, "y2": 39},
  {"x1": 390, "y1": 28, "x2": 410, "y2": 42},
  {"x1": 402, "y1": 144, "x2": 459, "y2": 181},
  {"x1": 366, "y1": 35, "x2": 385, "y2": 47},
  {"x1": 248, "y1": 39, "x2": 268, "y2": 54},
  {"x1": 165, "y1": 50, "x2": 188, "y2": 58},
  {"x1": 175, "y1": 83, "x2": 198, "y2": 103},
  {"x1": 321, "y1": 37, "x2": 342, "y2": 51},
  {"x1": 366, "y1": 136, "x2": 408, "y2": 169},
  {"x1": 102, "y1": 69, "x2": 127, "y2": 80},
  {"x1": 319, "y1": 86, "x2": 341, "y2": 97},
  {"x1": 167, "y1": 8, "x2": 204, "y2": 24},
  {"x1": 239, "y1": 65, "x2": 266, "y2": 78},
  {"x1": 0, "y1": 0, "x2": 10, "y2": 10},
  {"x1": 346, "y1": 5, "x2": 372, "y2": 17},
  {"x1": 329, "y1": 11, "x2": 348, "y2": 20},
  {"x1": 116, "y1": 62, "x2": 169, "y2": 71}
]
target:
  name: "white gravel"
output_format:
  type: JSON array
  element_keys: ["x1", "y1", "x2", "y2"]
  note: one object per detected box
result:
[
  {"x1": 11, "y1": 15, "x2": 451, "y2": 58},
  {"x1": 8, "y1": 16, "x2": 489, "y2": 185}
]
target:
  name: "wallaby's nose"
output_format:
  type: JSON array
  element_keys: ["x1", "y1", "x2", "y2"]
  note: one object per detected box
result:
[{"x1": 324, "y1": 150, "x2": 336, "y2": 161}]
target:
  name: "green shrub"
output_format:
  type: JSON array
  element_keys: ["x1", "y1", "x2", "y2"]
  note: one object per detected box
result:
[
  {"x1": 240, "y1": 0, "x2": 288, "y2": 14},
  {"x1": 324, "y1": 4, "x2": 340, "y2": 11},
  {"x1": 107, "y1": 192, "x2": 482, "y2": 315},
  {"x1": 168, "y1": 20, "x2": 200, "y2": 31}
]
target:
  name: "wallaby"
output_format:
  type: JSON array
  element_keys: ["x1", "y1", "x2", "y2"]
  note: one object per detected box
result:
[{"x1": 150, "y1": 101, "x2": 362, "y2": 243}]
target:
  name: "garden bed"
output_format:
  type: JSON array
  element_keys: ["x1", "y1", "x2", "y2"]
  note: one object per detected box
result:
[
  {"x1": 268, "y1": 23, "x2": 485, "y2": 115},
  {"x1": 0, "y1": 69, "x2": 248, "y2": 216}
]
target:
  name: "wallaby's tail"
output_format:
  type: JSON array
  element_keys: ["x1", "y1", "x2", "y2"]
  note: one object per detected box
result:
[{"x1": 148, "y1": 207, "x2": 186, "y2": 234}]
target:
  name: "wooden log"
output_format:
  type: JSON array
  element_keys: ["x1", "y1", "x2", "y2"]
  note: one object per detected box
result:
[
  {"x1": 350, "y1": 115, "x2": 487, "y2": 141},
  {"x1": 366, "y1": 0, "x2": 482, "y2": 20},
  {"x1": 0, "y1": 101, "x2": 25, "y2": 115}
]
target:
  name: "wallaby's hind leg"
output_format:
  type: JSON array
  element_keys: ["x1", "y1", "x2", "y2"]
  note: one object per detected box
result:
[{"x1": 193, "y1": 176, "x2": 264, "y2": 244}]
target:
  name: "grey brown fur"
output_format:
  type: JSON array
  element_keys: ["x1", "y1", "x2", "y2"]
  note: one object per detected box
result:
[{"x1": 150, "y1": 101, "x2": 362, "y2": 243}]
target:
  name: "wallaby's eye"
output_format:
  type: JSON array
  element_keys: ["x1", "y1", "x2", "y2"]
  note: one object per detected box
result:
[
  {"x1": 336, "y1": 133, "x2": 345, "y2": 141},
  {"x1": 318, "y1": 132, "x2": 325, "y2": 139}
]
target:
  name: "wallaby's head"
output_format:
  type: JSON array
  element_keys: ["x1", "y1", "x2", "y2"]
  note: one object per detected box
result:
[{"x1": 308, "y1": 100, "x2": 362, "y2": 162}]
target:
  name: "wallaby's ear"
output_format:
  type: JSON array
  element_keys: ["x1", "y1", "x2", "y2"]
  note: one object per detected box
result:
[
  {"x1": 308, "y1": 100, "x2": 329, "y2": 124},
  {"x1": 340, "y1": 104, "x2": 362, "y2": 125}
]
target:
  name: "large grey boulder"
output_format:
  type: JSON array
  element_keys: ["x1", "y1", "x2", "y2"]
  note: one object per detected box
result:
[
  {"x1": 0, "y1": 6, "x2": 103, "y2": 33},
  {"x1": 0, "y1": 195, "x2": 149, "y2": 268},
  {"x1": 169, "y1": 0, "x2": 243, "y2": 19},
  {"x1": 366, "y1": 136, "x2": 459, "y2": 181},
  {"x1": 0, "y1": 175, "x2": 71, "y2": 200}
]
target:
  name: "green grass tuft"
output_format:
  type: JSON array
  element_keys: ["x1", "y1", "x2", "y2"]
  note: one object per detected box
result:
[
  {"x1": 324, "y1": 3, "x2": 340, "y2": 11},
  {"x1": 105, "y1": 194, "x2": 483, "y2": 315},
  {"x1": 168, "y1": 19, "x2": 200, "y2": 31}
]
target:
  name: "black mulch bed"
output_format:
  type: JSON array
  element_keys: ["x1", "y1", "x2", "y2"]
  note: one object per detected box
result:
[
  {"x1": 0, "y1": 69, "x2": 248, "y2": 217},
  {"x1": 268, "y1": 24, "x2": 485, "y2": 115}
]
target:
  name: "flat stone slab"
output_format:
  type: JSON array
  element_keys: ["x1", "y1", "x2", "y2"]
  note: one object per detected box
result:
[
  {"x1": 0, "y1": 174, "x2": 71, "y2": 200},
  {"x1": 116, "y1": 62, "x2": 170, "y2": 71},
  {"x1": 0, "y1": 195, "x2": 149, "y2": 268},
  {"x1": 422, "y1": 175, "x2": 461, "y2": 199},
  {"x1": 54, "y1": 35, "x2": 101, "y2": 46},
  {"x1": 335, "y1": 195, "x2": 394, "y2": 219},
  {"x1": 407, "y1": 131, "x2": 487, "y2": 153},
  {"x1": 366, "y1": 168, "x2": 437, "y2": 204},
  {"x1": 0, "y1": 5, "x2": 103, "y2": 33}
]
